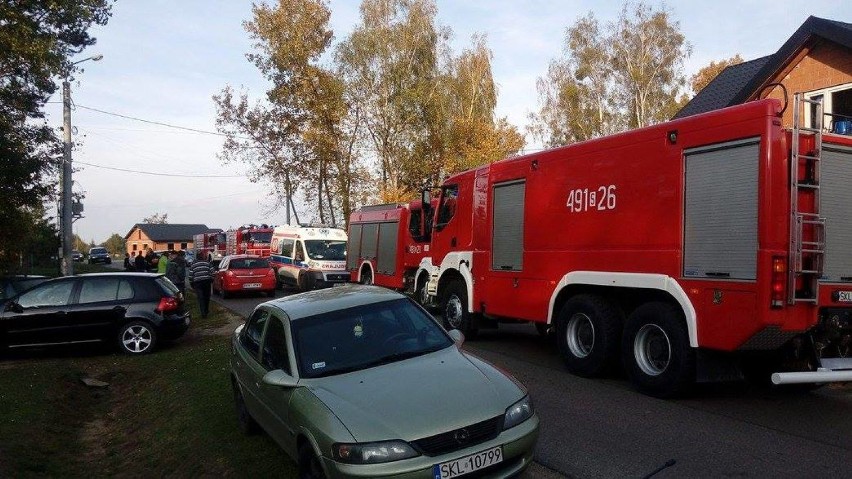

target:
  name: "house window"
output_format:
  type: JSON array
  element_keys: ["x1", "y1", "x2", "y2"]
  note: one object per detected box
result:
[
  {"x1": 167, "y1": 243, "x2": 175, "y2": 250},
  {"x1": 143, "y1": 243, "x2": 148, "y2": 250},
  {"x1": 806, "y1": 83, "x2": 852, "y2": 131},
  {"x1": 180, "y1": 242, "x2": 187, "y2": 250},
  {"x1": 132, "y1": 244, "x2": 138, "y2": 251}
]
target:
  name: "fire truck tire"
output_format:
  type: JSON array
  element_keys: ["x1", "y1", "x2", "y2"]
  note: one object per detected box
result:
[
  {"x1": 415, "y1": 274, "x2": 430, "y2": 307},
  {"x1": 622, "y1": 302, "x2": 695, "y2": 398},
  {"x1": 359, "y1": 269, "x2": 373, "y2": 285},
  {"x1": 221, "y1": 287, "x2": 229, "y2": 299},
  {"x1": 442, "y1": 280, "x2": 478, "y2": 340},
  {"x1": 298, "y1": 271, "x2": 315, "y2": 292},
  {"x1": 556, "y1": 294, "x2": 622, "y2": 377}
]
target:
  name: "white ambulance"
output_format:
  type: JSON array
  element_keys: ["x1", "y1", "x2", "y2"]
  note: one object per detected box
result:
[{"x1": 269, "y1": 224, "x2": 349, "y2": 291}]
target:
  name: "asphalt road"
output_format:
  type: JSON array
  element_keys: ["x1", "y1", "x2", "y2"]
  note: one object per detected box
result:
[{"x1": 209, "y1": 288, "x2": 852, "y2": 479}]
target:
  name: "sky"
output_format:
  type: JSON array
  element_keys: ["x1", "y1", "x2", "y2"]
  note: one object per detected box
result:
[{"x1": 43, "y1": 0, "x2": 849, "y2": 244}]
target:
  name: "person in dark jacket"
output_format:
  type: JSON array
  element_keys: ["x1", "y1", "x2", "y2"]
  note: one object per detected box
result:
[
  {"x1": 123, "y1": 253, "x2": 132, "y2": 271},
  {"x1": 166, "y1": 250, "x2": 187, "y2": 295},
  {"x1": 134, "y1": 251, "x2": 147, "y2": 271},
  {"x1": 188, "y1": 251, "x2": 215, "y2": 318}
]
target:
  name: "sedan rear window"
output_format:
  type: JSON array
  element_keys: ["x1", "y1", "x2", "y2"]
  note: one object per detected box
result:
[
  {"x1": 230, "y1": 258, "x2": 270, "y2": 269},
  {"x1": 291, "y1": 298, "x2": 452, "y2": 379}
]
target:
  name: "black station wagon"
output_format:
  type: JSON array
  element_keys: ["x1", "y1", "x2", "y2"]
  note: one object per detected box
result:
[{"x1": 0, "y1": 273, "x2": 190, "y2": 355}]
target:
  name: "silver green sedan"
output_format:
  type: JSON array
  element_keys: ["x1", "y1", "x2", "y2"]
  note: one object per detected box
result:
[{"x1": 230, "y1": 284, "x2": 539, "y2": 479}]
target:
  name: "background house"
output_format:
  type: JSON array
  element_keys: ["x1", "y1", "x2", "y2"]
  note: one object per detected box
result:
[
  {"x1": 124, "y1": 224, "x2": 220, "y2": 255},
  {"x1": 675, "y1": 16, "x2": 851, "y2": 130}
]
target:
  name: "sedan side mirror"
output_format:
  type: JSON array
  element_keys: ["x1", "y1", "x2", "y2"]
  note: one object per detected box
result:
[
  {"x1": 448, "y1": 329, "x2": 465, "y2": 346},
  {"x1": 4, "y1": 301, "x2": 23, "y2": 314},
  {"x1": 262, "y1": 369, "x2": 299, "y2": 388}
]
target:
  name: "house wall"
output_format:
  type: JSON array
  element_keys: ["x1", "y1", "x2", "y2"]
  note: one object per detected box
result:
[
  {"x1": 125, "y1": 227, "x2": 194, "y2": 256},
  {"x1": 762, "y1": 40, "x2": 852, "y2": 127}
]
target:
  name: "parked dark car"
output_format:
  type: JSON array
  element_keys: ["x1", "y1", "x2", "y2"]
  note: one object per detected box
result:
[
  {"x1": 0, "y1": 273, "x2": 190, "y2": 355},
  {"x1": 88, "y1": 247, "x2": 112, "y2": 264},
  {"x1": 0, "y1": 275, "x2": 49, "y2": 302},
  {"x1": 71, "y1": 250, "x2": 84, "y2": 262}
]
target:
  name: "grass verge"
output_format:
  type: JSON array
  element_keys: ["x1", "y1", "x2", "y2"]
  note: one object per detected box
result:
[{"x1": 0, "y1": 301, "x2": 297, "y2": 478}]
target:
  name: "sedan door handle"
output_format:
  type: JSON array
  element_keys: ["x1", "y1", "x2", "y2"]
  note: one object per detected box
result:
[{"x1": 112, "y1": 306, "x2": 127, "y2": 313}]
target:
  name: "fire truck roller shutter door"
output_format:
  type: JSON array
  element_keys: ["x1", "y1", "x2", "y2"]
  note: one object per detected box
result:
[
  {"x1": 347, "y1": 224, "x2": 362, "y2": 271},
  {"x1": 377, "y1": 222, "x2": 399, "y2": 275},
  {"x1": 821, "y1": 145, "x2": 852, "y2": 283},
  {"x1": 556, "y1": 294, "x2": 624, "y2": 377}
]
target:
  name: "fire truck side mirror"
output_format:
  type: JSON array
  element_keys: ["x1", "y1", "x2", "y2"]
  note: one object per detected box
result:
[{"x1": 421, "y1": 188, "x2": 431, "y2": 207}]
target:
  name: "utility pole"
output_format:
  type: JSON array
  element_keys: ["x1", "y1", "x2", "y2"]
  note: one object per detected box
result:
[
  {"x1": 61, "y1": 79, "x2": 74, "y2": 276},
  {"x1": 60, "y1": 54, "x2": 102, "y2": 276}
]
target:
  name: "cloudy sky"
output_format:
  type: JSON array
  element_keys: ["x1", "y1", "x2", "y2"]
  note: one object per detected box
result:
[{"x1": 43, "y1": 0, "x2": 848, "y2": 243}]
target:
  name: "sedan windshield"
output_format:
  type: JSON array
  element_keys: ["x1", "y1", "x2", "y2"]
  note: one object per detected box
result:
[
  {"x1": 292, "y1": 298, "x2": 452, "y2": 379},
  {"x1": 305, "y1": 240, "x2": 347, "y2": 261}
]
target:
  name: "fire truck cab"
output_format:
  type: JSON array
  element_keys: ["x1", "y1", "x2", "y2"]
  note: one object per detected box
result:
[
  {"x1": 193, "y1": 231, "x2": 227, "y2": 264},
  {"x1": 417, "y1": 98, "x2": 852, "y2": 396},
  {"x1": 225, "y1": 225, "x2": 273, "y2": 258},
  {"x1": 269, "y1": 225, "x2": 348, "y2": 291}
]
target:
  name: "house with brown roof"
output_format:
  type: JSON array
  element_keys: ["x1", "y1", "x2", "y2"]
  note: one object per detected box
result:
[
  {"x1": 124, "y1": 224, "x2": 220, "y2": 255},
  {"x1": 675, "y1": 16, "x2": 852, "y2": 131}
]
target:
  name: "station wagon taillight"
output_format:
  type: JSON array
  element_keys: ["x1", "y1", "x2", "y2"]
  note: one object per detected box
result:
[
  {"x1": 771, "y1": 256, "x2": 786, "y2": 308},
  {"x1": 156, "y1": 296, "x2": 179, "y2": 313}
]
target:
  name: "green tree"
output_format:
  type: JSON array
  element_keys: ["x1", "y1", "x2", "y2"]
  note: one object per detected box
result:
[
  {"x1": 73, "y1": 234, "x2": 88, "y2": 253},
  {"x1": 530, "y1": 1, "x2": 690, "y2": 146},
  {"x1": 215, "y1": 0, "x2": 368, "y2": 225},
  {"x1": 0, "y1": 0, "x2": 112, "y2": 271},
  {"x1": 101, "y1": 233, "x2": 126, "y2": 256},
  {"x1": 337, "y1": 0, "x2": 448, "y2": 201}
]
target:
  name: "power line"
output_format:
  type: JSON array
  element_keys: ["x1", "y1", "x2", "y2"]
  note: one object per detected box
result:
[
  {"x1": 75, "y1": 104, "x2": 252, "y2": 140},
  {"x1": 76, "y1": 160, "x2": 246, "y2": 178}
]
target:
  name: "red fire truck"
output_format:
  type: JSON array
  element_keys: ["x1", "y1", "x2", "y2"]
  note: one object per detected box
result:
[
  {"x1": 347, "y1": 200, "x2": 434, "y2": 297},
  {"x1": 413, "y1": 97, "x2": 851, "y2": 396},
  {"x1": 193, "y1": 231, "x2": 227, "y2": 264},
  {"x1": 225, "y1": 225, "x2": 274, "y2": 257}
]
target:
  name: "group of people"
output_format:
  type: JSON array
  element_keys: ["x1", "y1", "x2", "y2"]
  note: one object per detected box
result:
[{"x1": 122, "y1": 248, "x2": 217, "y2": 319}]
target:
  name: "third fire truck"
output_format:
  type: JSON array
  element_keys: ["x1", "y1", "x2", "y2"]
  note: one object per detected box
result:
[
  {"x1": 193, "y1": 231, "x2": 227, "y2": 264},
  {"x1": 346, "y1": 200, "x2": 434, "y2": 298},
  {"x1": 225, "y1": 225, "x2": 274, "y2": 258},
  {"x1": 408, "y1": 97, "x2": 851, "y2": 396}
]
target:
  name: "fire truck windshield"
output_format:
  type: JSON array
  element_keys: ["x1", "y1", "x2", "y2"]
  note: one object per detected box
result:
[
  {"x1": 305, "y1": 240, "x2": 347, "y2": 261},
  {"x1": 246, "y1": 232, "x2": 272, "y2": 243}
]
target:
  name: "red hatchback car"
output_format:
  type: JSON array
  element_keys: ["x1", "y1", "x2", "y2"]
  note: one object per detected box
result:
[{"x1": 213, "y1": 255, "x2": 276, "y2": 298}]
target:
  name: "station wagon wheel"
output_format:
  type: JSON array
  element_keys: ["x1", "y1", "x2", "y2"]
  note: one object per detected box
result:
[{"x1": 118, "y1": 320, "x2": 157, "y2": 355}]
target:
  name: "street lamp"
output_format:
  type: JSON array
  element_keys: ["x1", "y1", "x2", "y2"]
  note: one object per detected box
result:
[{"x1": 61, "y1": 54, "x2": 103, "y2": 276}]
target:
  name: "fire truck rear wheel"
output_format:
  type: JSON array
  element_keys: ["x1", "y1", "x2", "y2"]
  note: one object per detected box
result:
[
  {"x1": 622, "y1": 302, "x2": 695, "y2": 398},
  {"x1": 442, "y1": 280, "x2": 478, "y2": 340},
  {"x1": 556, "y1": 294, "x2": 622, "y2": 377},
  {"x1": 359, "y1": 269, "x2": 373, "y2": 285}
]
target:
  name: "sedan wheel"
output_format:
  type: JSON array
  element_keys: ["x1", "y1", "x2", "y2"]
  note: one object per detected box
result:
[
  {"x1": 118, "y1": 321, "x2": 157, "y2": 355},
  {"x1": 231, "y1": 378, "x2": 259, "y2": 435},
  {"x1": 299, "y1": 444, "x2": 327, "y2": 479}
]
